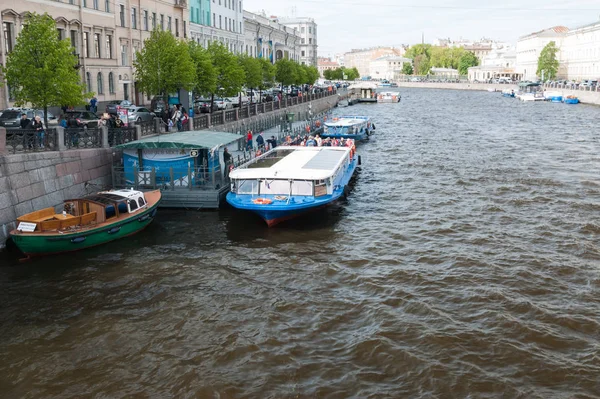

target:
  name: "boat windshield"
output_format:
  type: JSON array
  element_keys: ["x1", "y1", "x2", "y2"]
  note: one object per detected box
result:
[{"x1": 234, "y1": 179, "x2": 314, "y2": 196}]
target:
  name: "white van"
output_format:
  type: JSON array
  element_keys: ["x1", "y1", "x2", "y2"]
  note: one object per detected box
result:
[{"x1": 498, "y1": 77, "x2": 513, "y2": 84}]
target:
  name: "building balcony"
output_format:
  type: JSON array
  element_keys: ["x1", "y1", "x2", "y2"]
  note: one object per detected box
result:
[{"x1": 175, "y1": 0, "x2": 187, "y2": 9}]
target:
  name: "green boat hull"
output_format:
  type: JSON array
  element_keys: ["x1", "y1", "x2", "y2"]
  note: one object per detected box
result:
[{"x1": 10, "y1": 203, "x2": 159, "y2": 256}]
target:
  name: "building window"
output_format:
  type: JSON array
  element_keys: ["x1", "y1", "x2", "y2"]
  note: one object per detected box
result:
[
  {"x1": 309, "y1": 38, "x2": 312, "y2": 44},
  {"x1": 132, "y1": 8, "x2": 137, "y2": 29},
  {"x1": 120, "y1": 5, "x2": 125, "y2": 27},
  {"x1": 183, "y1": 21, "x2": 186, "y2": 38},
  {"x1": 143, "y1": 11, "x2": 148, "y2": 31},
  {"x1": 175, "y1": 18, "x2": 179, "y2": 37},
  {"x1": 93, "y1": 0, "x2": 99, "y2": 9},
  {"x1": 108, "y1": 72, "x2": 114, "y2": 93},
  {"x1": 309, "y1": 27, "x2": 312, "y2": 34},
  {"x1": 224, "y1": 17, "x2": 227, "y2": 30},
  {"x1": 152, "y1": 13, "x2": 156, "y2": 29},
  {"x1": 239, "y1": 21, "x2": 242, "y2": 33},
  {"x1": 3, "y1": 22, "x2": 13, "y2": 54},
  {"x1": 121, "y1": 44, "x2": 128, "y2": 66},
  {"x1": 83, "y1": 0, "x2": 87, "y2": 7},
  {"x1": 97, "y1": 73, "x2": 104, "y2": 94},
  {"x1": 86, "y1": 72, "x2": 92, "y2": 92},
  {"x1": 57, "y1": 28, "x2": 63, "y2": 41},
  {"x1": 301, "y1": 27, "x2": 305, "y2": 33},
  {"x1": 301, "y1": 50, "x2": 305, "y2": 56},
  {"x1": 106, "y1": 35, "x2": 112, "y2": 58},
  {"x1": 83, "y1": 32, "x2": 90, "y2": 58},
  {"x1": 94, "y1": 33, "x2": 101, "y2": 57},
  {"x1": 160, "y1": 14, "x2": 164, "y2": 30},
  {"x1": 219, "y1": 15, "x2": 222, "y2": 29},
  {"x1": 105, "y1": 0, "x2": 109, "y2": 12},
  {"x1": 70, "y1": 30, "x2": 77, "y2": 50},
  {"x1": 168, "y1": 16, "x2": 172, "y2": 32},
  {"x1": 301, "y1": 38, "x2": 305, "y2": 44}
]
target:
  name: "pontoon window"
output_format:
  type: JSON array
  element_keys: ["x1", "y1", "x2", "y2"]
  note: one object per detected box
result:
[
  {"x1": 128, "y1": 199, "x2": 138, "y2": 212},
  {"x1": 291, "y1": 181, "x2": 313, "y2": 196},
  {"x1": 236, "y1": 179, "x2": 259, "y2": 194},
  {"x1": 138, "y1": 197, "x2": 145, "y2": 207},
  {"x1": 259, "y1": 180, "x2": 291, "y2": 195}
]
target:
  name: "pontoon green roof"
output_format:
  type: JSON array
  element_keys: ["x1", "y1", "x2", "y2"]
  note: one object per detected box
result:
[
  {"x1": 115, "y1": 130, "x2": 242, "y2": 149},
  {"x1": 518, "y1": 81, "x2": 541, "y2": 87}
]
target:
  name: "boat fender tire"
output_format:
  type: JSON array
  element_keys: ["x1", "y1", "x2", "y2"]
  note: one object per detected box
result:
[{"x1": 358, "y1": 155, "x2": 362, "y2": 166}]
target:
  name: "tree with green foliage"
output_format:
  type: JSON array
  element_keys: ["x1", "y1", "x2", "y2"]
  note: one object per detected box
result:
[
  {"x1": 207, "y1": 42, "x2": 245, "y2": 105},
  {"x1": 537, "y1": 41, "x2": 559, "y2": 81},
  {"x1": 134, "y1": 29, "x2": 195, "y2": 103},
  {"x1": 405, "y1": 44, "x2": 432, "y2": 60},
  {"x1": 305, "y1": 65, "x2": 320, "y2": 84},
  {"x1": 275, "y1": 58, "x2": 297, "y2": 87},
  {"x1": 323, "y1": 69, "x2": 333, "y2": 80},
  {"x1": 413, "y1": 54, "x2": 431, "y2": 75},
  {"x1": 294, "y1": 63, "x2": 307, "y2": 85},
  {"x1": 258, "y1": 58, "x2": 275, "y2": 102},
  {"x1": 2, "y1": 12, "x2": 89, "y2": 128},
  {"x1": 458, "y1": 51, "x2": 479, "y2": 75},
  {"x1": 238, "y1": 54, "x2": 262, "y2": 103},
  {"x1": 401, "y1": 62, "x2": 414, "y2": 75},
  {"x1": 188, "y1": 40, "x2": 216, "y2": 96}
]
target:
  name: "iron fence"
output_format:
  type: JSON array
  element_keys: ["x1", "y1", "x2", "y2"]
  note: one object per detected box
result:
[
  {"x1": 225, "y1": 109, "x2": 237, "y2": 122},
  {"x1": 5, "y1": 128, "x2": 58, "y2": 154},
  {"x1": 139, "y1": 120, "x2": 156, "y2": 136},
  {"x1": 212, "y1": 112, "x2": 224, "y2": 125},
  {"x1": 192, "y1": 114, "x2": 209, "y2": 130},
  {"x1": 112, "y1": 163, "x2": 226, "y2": 191},
  {"x1": 108, "y1": 127, "x2": 136, "y2": 147},
  {"x1": 239, "y1": 107, "x2": 249, "y2": 118},
  {"x1": 65, "y1": 128, "x2": 102, "y2": 149}
]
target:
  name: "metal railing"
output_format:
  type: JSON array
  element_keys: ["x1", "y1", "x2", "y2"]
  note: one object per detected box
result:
[
  {"x1": 138, "y1": 120, "x2": 156, "y2": 136},
  {"x1": 64, "y1": 128, "x2": 103, "y2": 149},
  {"x1": 192, "y1": 114, "x2": 209, "y2": 130},
  {"x1": 108, "y1": 127, "x2": 136, "y2": 147},
  {"x1": 211, "y1": 112, "x2": 224, "y2": 125},
  {"x1": 5, "y1": 128, "x2": 58, "y2": 153},
  {"x1": 225, "y1": 109, "x2": 237, "y2": 122},
  {"x1": 112, "y1": 164, "x2": 226, "y2": 191}
]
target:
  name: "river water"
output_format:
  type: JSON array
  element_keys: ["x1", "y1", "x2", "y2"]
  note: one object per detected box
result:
[{"x1": 1, "y1": 88, "x2": 600, "y2": 398}]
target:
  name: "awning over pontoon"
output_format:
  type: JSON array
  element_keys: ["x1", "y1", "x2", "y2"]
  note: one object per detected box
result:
[{"x1": 115, "y1": 130, "x2": 242, "y2": 150}]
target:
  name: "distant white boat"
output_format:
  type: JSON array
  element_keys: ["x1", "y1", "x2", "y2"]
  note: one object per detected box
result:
[{"x1": 377, "y1": 91, "x2": 401, "y2": 103}]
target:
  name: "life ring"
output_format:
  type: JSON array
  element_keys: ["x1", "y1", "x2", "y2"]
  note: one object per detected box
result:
[
  {"x1": 333, "y1": 117, "x2": 339, "y2": 121},
  {"x1": 305, "y1": 125, "x2": 310, "y2": 133},
  {"x1": 252, "y1": 198, "x2": 272, "y2": 205},
  {"x1": 315, "y1": 120, "x2": 321, "y2": 128}
]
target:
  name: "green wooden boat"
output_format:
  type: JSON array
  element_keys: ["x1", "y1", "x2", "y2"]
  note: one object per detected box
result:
[{"x1": 10, "y1": 189, "x2": 161, "y2": 257}]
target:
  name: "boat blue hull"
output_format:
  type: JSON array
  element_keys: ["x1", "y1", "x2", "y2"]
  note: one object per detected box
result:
[
  {"x1": 564, "y1": 98, "x2": 579, "y2": 104},
  {"x1": 227, "y1": 155, "x2": 358, "y2": 226},
  {"x1": 550, "y1": 96, "x2": 563, "y2": 102},
  {"x1": 321, "y1": 132, "x2": 369, "y2": 140},
  {"x1": 502, "y1": 93, "x2": 515, "y2": 98}
]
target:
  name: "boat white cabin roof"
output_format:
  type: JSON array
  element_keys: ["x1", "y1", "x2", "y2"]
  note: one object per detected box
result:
[
  {"x1": 100, "y1": 188, "x2": 145, "y2": 199},
  {"x1": 230, "y1": 146, "x2": 351, "y2": 180},
  {"x1": 379, "y1": 91, "x2": 400, "y2": 96},
  {"x1": 324, "y1": 116, "x2": 370, "y2": 127}
]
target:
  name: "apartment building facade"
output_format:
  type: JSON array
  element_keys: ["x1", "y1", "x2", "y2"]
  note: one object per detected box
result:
[
  {"x1": 0, "y1": 0, "x2": 189, "y2": 110},
  {"x1": 277, "y1": 17, "x2": 317, "y2": 66},
  {"x1": 189, "y1": 0, "x2": 244, "y2": 53},
  {"x1": 243, "y1": 11, "x2": 300, "y2": 63}
]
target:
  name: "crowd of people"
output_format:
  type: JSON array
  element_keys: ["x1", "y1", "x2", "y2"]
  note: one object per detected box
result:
[
  {"x1": 245, "y1": 130, "x2": 355, "y2": 154},
  {"x1": 161, "y1": 104, "x2": 190, "y2": 132}
]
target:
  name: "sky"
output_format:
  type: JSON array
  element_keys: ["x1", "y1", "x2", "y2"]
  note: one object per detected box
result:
[{"x1": 243, "y1": 0, "x2": 600, "y2": 56}]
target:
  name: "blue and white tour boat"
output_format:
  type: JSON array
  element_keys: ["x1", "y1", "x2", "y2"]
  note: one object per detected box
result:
[
  {"x1": 226, "y1": 146, "x2": 359, "y2": 227},
  {"x1": 322, "y1": 116, "x2": 374, "y2": 140}
]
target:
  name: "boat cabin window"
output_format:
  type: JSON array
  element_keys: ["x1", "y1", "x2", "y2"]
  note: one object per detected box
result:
[
  {"x1": 291, "y1": 181, "x2": 313, "y2": 196},
  {"x1": 105, "y1": 202, "x2": 128, "y2": 219},
  {"x1": 236, "y1": 179, "x2": 259, "y2": 194},
  {"x1": 259, "y1": 180, "x2": 291, "y2": 195},
  {"x1": 138, "y1": 197, "x2": 146, "y2": 208},
  {"x1": 128, "y1": 199, "x2": 139, "y2": 212}
]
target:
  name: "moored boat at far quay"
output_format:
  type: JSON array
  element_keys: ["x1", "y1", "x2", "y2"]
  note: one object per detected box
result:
[
  {"x1": 322, "y1": 115, "x2": 374, "y2": 141},
  {"x1": 226, "y1": 146, "x2": 359, "y2": 227},
  {"x1": 377, "y1": 91, "x2": 401, "y2": 103}
]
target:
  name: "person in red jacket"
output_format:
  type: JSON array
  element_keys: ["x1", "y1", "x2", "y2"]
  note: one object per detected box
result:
[{"x1": 246, "y1": 130, "x2": 253, "y2": 151}]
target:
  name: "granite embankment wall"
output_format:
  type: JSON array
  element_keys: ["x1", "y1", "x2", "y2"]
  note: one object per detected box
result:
[
  {"x1": 0, "y1": 145, "x2": 115, "y2": 248},
  {"x1": 394, "y1": 82, "x2": 600, "y2": 105},
  {"x1": 0, "y1": 94, "x2": 341, "y2": 249}
]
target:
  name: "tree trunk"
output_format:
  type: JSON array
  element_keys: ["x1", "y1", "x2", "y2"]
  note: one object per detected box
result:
[
  {"x1": 210, "y1": 93, "x2": 215, "y2": 113},
  {"x1": 43, "y1": 104, "x2": 48, "y2": 132}
]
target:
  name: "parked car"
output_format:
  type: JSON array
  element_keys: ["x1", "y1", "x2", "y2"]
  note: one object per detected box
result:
[
  {"x1": 105, "y1": 100, "x2": 133, "y2": 114},
  {"x1": 150, "y1": 97, "x2": 167, "y2": 118},
  {"x1": 214, "y1": 98, "x2": 233, "y2": 110},
  {"x1": 194, "y1": 98, "x2": 219, "y2": 113},
  {"x1": 64, "y1": 110, "x2": 101, "y2": 128},
  {"x1": 127, "y1": 106, "x2": 156, "y2": 123},
  {"x1": 0, "y1": 109, "x2": 58, "y2": 129}
]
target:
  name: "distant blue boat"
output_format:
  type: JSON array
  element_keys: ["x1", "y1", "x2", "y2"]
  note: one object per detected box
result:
[
  {"x1": 226, "y1": 146, "x2": 358, "y2": 227},
  {"x1": 502, "y1": 89, "x2": 515, "y2": 98},
  {"x1": 322, "y1": 116, "x2": 374, "y2": 140},
  {"x1": 549, "y1": 96, "x2": 563, "y2": 103},
  {"x1": 564, "y1": 96, "x2": 579, "y2": 104}
]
